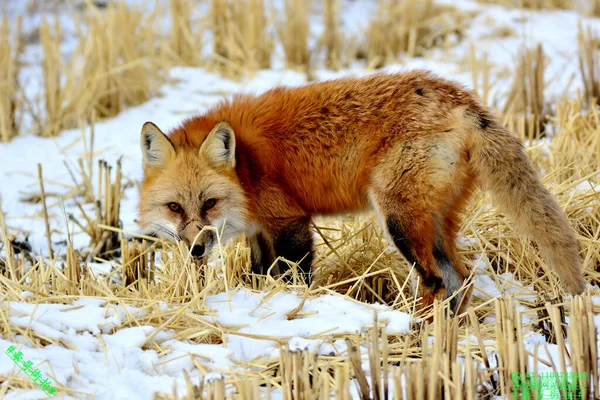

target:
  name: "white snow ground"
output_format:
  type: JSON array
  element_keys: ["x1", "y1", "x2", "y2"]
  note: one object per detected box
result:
[
  {"x1": 0, "y1": 290, "x2": 411, "y2": 399},
  {"x1": 1, "y1": 0, "x2": 600, "y2": 399}
]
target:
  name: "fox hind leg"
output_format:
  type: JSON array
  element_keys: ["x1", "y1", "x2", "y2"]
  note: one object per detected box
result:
[
  {"x1": 369, "y1": 136, "x2": 469, "y2": 314},
  {"x1": 378, "y1": 204, "x2": 450, "y2": 313},
  {"x1": 440, "y1": 190, "x2": 476, "y2": 314},
  {"x1": 433, "y1": 222, "x2": 466, "y2": 313},
  {"x1": 374, "y1": 198, "x2": 467, "y2": 314}
]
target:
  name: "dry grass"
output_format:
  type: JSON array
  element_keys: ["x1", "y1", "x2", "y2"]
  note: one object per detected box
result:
[
  {"x1": 364, "y1": 0, "x2": 470, "y2": 68},
  {"x1": 503, "y1": 43, "x2": 547, "y2": 142},
  {"x1": 39, "y1": 18, "x2": 70, "y2": 137},
  {"x1": 0, "y1": 16, "x2": 23, "y2": 142},
  {"x1": 318, "y1": 0, "x2": 363, "y2": 72},
  {"x1": 276, "y1": 0, "x2": 312, "y2": 72},
  {"x1": 169, "y1": 0, "x2": 203, "y2": 66},
  {"x1": 322, "y1": 0, "x2": 342, "y2": 71},
  {"x1": 76, "y1": 2, "x2": 163, "y2": 118},
  {"x1": 578, "y1": 23, "x2": 600, "y2": 103},
  {"x1": 1, "y1": 248, "x2": 598, "y2": 400},
  {"x1": 476, "y1": 0, "x2": 600, "y2": 14},
  {"x1": 210, "y1": 0, "x2": 273, "y2": 77},
  {"x1": 36, "y1": 2, "x2": 165, "y2": 137},
  {"x1": 476, "y1": 0, "x2": 570, "y2": 7},
  {"x1": 469, "y1": 45, "x2": 493, "y2": 106}
]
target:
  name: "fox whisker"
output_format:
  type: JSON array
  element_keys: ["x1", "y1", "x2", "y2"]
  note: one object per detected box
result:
[{"x1": 148, "y1": 223, "x2": 181, "y2": 241}]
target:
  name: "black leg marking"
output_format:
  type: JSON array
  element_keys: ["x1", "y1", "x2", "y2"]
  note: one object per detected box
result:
[
  {"x1": 433, "y1": 238, "x2": 462, "y2": 312},
  {"x1": 251, "y1": 232, "x2": 274, "y2": 276},
  {"x1": 386, "y1": 216, "x2": 444, "y2": 292},
  {"x1": 386, "y1": 217, "x2": 416, "y2": 264},
  {"x1": 272, "y1": 217, "x2": 313, "y2": 284},
  {"x1": 386, "y1": 216, "x2": 421, "y2": 271}
]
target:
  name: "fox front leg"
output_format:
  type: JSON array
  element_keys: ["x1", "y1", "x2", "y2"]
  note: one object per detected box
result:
[
  {"x1": 272, "y1": 217, "x2": 314, "y2": 284},
  {"x1": 251, "y1": 217, "x2": 314, "y2": 284},
  {"x1": 249, "y1": 231, "x2": 275, "y2": 276}
]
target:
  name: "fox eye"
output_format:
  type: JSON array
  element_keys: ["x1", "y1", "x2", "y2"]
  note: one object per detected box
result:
[
  {"x1": 167, "y1": 202, "x2": 183, "y2": 214},
  {"x1": 202, "y1": 198, "x2": 217, "y2": 211}
]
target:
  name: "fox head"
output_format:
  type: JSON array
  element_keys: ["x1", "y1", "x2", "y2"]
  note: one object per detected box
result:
[{"x1": 138, "y1": 120, "x2": 248, "y2": 258}]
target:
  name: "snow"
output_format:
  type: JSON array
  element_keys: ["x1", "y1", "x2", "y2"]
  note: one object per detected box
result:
[
  {"x1": 1, "y1": 0, "x2": 600, "y2": 398},
  {"x1": 1, "y1": 289, "x2": 410, "y2": 399}
]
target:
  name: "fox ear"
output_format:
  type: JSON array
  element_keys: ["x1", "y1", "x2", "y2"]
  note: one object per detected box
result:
[
  {"x1": 200, "y1": 120, "x2": 236, "y2": 168},
  {"x1": 141, "y1": 122, "x2": 175, "y2": 169}
]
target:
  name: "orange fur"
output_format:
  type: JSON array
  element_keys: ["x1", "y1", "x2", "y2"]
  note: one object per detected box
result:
[{"x1": 138, "y1": 71, "x2": 585, "y2": 314}]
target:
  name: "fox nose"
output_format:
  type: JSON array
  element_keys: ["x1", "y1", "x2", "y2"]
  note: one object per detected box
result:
[{"x1": 191, "y1": 245, "x2": 205, "y2": 258}]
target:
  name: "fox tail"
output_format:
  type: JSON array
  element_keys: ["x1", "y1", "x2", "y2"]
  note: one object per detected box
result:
[{"x1": 468, "y1": 108, "x2": 585, "y2": 295}]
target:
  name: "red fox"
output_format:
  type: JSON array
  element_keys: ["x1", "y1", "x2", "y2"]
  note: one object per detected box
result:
[{"x1": 138, "y1": 71, "x2": 585, "y2": 313}]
